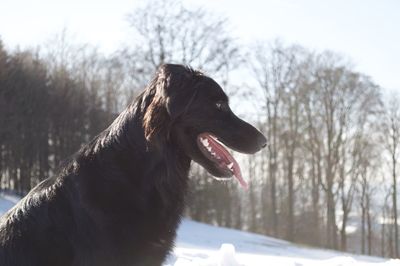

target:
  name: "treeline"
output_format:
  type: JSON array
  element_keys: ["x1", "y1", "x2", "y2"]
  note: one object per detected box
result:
[
  {"x1": 0, "y1": 38, "x2": 125, "y2": 194},
  {"x1": 1, "y1": 0, "x2": 399, "y2": 259}
]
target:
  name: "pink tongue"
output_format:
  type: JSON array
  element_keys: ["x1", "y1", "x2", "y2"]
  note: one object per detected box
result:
[
  {"x1": 232, "y1": 163, "x2": 248, "y2": 189},
  {"x1": 206, "y1": 136, "x2": 248, "y2": 189}
]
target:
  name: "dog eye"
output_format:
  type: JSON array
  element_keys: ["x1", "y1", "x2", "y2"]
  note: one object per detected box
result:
[{"x1": 216, "y1": 102, "x2": 229, "y2": 111}]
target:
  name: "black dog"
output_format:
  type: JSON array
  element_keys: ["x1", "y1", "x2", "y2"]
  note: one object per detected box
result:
[{"x1": 0, "y1": 64, "x2": 266, "y2": 266}]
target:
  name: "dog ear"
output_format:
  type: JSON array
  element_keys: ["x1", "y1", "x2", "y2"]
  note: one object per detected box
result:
[
  {"x1": 162, "y1": 64, "x2": 198, "y2": 120},
  {"x1": 143, "y1": 92, "x2": 169, "y2": 142},
  {"x1": 142, "y1": 67, "x2": 175, "y2": 143},
  {"x1": 143, "y1": 64, "x2": 197, "y2": 143}
]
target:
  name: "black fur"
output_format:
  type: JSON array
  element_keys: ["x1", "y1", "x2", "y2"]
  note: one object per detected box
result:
[{"x1": 0, "y1": 64, "x2": 266, "y2": 266}]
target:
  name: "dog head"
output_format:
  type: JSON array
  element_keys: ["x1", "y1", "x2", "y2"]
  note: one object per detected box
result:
[{"x1": 143, "y1": 64, "x2": 267, "y2": 187}]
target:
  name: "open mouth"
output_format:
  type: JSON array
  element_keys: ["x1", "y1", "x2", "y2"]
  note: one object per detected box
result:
[{"x1": 196, "y1": 133, "x2": 248, "y2": 189}]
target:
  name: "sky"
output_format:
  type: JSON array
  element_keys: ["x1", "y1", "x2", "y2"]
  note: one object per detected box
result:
[{"x1": 0, "y1": 0, "x2": 399, "y2": 92}]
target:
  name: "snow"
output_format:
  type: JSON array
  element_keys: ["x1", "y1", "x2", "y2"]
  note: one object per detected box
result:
[
  {"x1": 0, "y1": 191, "x2": 20, "y2": 214},
  {"x1": 0, "y1": 193, "x2": 399, "y2": 266},
  {"x1": 164, "y1": 219, "x2": 399, "y2": 266}
]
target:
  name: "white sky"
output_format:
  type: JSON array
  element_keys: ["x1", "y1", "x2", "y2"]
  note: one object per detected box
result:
[{"x1": 0, "y1": 0, "x2": 399, "y2": 91}]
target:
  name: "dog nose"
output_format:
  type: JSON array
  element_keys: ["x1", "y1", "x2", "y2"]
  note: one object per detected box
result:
[
  {"x1": 261, "y1": 142, "x2": 267, "y2": 148},
  {"x1": 258, "y1": 134, "x2": 268, "y2": 149}
]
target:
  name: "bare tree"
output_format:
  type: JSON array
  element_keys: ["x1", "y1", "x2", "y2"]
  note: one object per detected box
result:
[
  {"x1": 249, "y1": 41, "x2": 289, "y2": 237},
  {"x1": 123, "y1": 0, "x2": 240, "y2": 89}
]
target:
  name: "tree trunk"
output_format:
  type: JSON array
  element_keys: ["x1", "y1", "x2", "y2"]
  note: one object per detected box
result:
[
  {"x1": 326, "y1": 188, "x2": 338, "y2": 249},
  {"x1": 361, "y1": 203, "x2": 366, "y2": 254},
  {"x1": 340, "y1": 210, "x2": 348, "y2": 251},
  {"x1": 287, "y1": 156, "x2": 294, "y2": 241},
  {"x1": 392, "y1": 152, "x2": 398, "y2": 257},
  {"x1": 367, "y1": 196, "x2": 372, "y2": 255}
]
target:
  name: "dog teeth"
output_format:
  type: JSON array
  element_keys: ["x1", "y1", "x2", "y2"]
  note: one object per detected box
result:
[
  {"x1": 201, "y1": 137, "x2": 221, "y2": 159},
  {"x1": 201, "y1": 137, "x2": 213, "y2": 153},
  {"x1": 227, "y1": 162, "x2": 234, "y2": 169},
  {"x1": 200, "y1": 138, "x2": 209, "y2": 147},
  {"x1": 211, "y1": 152, "x2": 221, "y2": 159}
]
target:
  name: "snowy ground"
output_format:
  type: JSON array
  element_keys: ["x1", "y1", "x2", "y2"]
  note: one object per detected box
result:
[
  {"x1": 0, "y1": 192, "x2": 399, "y2": 266},
  {"x1": 165, "y1": 219, "x2": 400, "y2": 266}
]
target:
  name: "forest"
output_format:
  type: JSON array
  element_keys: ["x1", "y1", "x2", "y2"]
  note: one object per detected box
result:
[{"x1": 0, "y1": 0, "x2": 399, "y2": 258}]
